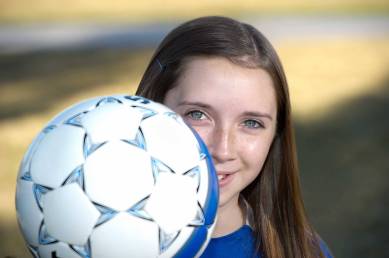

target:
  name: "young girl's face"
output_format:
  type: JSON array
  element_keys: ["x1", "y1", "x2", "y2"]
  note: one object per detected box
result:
[{"x1": 164, "y1": 57, "x2": 277, "y2": 209}]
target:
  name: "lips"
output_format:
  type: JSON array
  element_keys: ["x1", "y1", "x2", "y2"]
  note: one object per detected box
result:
[{"x1": 216, "y1": 171, "x2": 236, "y2": 187}]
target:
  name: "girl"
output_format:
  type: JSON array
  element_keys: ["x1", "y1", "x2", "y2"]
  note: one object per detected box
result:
[{"x1": 136, "y1": 16, "x2": 332, "y2": 258}]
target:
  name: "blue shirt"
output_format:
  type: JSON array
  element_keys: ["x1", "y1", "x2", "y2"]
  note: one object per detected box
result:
[
  {"x1": 200, "y1": 225, "x2": 333, "y2": 258},
  {"x1": 200, "y1": 225, "x2": 260, "y2": 258}
]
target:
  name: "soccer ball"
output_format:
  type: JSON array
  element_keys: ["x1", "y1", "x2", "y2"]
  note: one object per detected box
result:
[{"x1": 15, "y1": 95, "x2": 218, "y2": 258}]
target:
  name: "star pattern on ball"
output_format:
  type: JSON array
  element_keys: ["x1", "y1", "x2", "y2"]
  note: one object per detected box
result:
[
  {"x1": 20, "y1": 166, "x2": 95, "y2": 258},
  {"x1": 125, "y1": 157, "x2": 206, "y2": 254},
  {"x1": 64, "y1": 97, "x2": 157, "y2": 158}
]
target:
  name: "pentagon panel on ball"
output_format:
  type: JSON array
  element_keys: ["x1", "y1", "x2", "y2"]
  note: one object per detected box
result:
[{"x1": 15, "y1": 95, "x2": 218, "y2": 258}]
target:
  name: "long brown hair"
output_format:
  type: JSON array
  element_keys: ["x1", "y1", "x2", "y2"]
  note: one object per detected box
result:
[{"x1": 136, "y1": 16, "x2": 324, "y2": 258}]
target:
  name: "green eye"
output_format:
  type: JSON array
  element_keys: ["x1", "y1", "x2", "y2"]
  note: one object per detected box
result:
[{"x1": 187, "y1": 110, "x2": 206, "y2": 120}]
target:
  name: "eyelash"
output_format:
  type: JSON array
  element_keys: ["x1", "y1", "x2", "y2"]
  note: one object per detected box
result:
[
  {"x1": 243, "y1": 119, "x2": 265, "y2": 129},
  {"x1": 185, "y1": 110, "x2": 207, "y2": 121},
  {"x1": 184, "y1": 110, "x2": 265, "y2": 129}
]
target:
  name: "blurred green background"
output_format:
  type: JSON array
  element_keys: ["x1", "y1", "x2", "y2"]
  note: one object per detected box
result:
[{"x1": 1, "y1": 0, "x2": 388, "y2": 257}]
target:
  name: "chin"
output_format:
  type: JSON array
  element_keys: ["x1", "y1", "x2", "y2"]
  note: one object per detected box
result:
[{"x1": 217, "y1": 191, "x2": 239, "y2": 209}]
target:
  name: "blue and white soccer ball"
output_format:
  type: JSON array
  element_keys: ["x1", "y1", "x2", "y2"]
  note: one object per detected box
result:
[{"x1": 15, "y1": 95, "x2": 218, "y2": 258}]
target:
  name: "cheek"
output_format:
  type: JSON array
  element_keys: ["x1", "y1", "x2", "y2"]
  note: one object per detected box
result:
[{"x1": 242, "y1": 135, "x2": 273, "y2": 172}]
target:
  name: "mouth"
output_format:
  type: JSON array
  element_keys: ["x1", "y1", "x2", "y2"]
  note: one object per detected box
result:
[
  {"x1": 217, "y1": 172, "x2": 235, "y2": 187},
  {"x1": 217, "y1": 174, "x2": 227, "y2": 181}
]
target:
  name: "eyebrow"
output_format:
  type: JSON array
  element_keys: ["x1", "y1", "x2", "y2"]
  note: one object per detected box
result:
[
  {"x1": 242, "y1": 111, "x2": 273, "y2": 121},
  {"x1": 177, "y1": 101, "x2": 273, "y2": 121},
  {"x1": 177, "y1": 101, "x2": 212, "y2": 109}
]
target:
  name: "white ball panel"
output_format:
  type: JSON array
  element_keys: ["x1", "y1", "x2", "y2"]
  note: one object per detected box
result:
[
  {"x1": 145, "y1": 173, "x2": 198, "y2": 234},
  {"x1": 38, "y1": 242, "x2": 82, "y2": 258},
  {"x1": 84, "y1": 141, "x2": 154, "y2": 211},
  {"x1": 141, "y1": 115, "x2": 200, "y2": 174},
  {"x1": 18, "y1": 131, "x2": 47, "y2": 179},
  {"x1": 81, "y1": 103, "x2": 143, "y2": 144},
  {"x1": 42, "y1": 183, "x2": 100, "y2": 245},
  {"x1": 30, "y1": 125, "x2": 85, "y2": 188},
  {"x1": 90, "y1": 212, "x2": 159, "y2": 258},
  {"x1": 15, "y1": 180, "x2": 43, "y2": 246}
]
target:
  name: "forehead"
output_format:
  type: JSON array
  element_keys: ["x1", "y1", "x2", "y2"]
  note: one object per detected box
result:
[{"x1": 173, "y1": 56, "x2": 277, "y2": 114}]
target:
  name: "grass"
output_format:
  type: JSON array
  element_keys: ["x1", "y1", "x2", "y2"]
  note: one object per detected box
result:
[
  {"x1": 279, "y1": 38, "x2": 389, "y2": 120},
  {"x1": 0, "y1": 37, "x2": 388, "y2": 257},
  {"x1": 1, "y1": 0, "x2": 389, "y2": 23}
]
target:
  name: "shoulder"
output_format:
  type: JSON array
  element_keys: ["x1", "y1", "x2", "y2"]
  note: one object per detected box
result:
[{"x1": 200, "y1": 225, "x2": 262, "y2": 258}]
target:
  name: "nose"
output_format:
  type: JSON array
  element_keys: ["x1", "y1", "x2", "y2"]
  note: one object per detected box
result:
[{"x1": 207, "y1": 125, "x2": 236, "y2": 163}]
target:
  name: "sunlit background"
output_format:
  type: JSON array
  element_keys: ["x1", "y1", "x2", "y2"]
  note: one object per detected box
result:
[{"x1": 1, "y1": 1, "x2": 388, "y2": 257}]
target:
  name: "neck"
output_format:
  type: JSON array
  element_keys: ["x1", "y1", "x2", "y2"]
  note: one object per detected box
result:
[{"x1": 212, "y1": 195, "x2": 245, "y2": 237}]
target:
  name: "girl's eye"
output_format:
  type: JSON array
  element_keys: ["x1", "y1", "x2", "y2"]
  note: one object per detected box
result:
[
  {"x1": 243, "y1": 119, "x2": 264, "y2": 129},
  {"x1": 187, "y1": 110, "x2": 206, "y2": 120}
]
